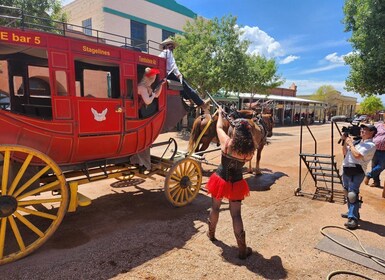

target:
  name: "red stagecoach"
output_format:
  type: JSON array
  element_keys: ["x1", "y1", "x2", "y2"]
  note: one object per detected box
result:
[{"x1": 0, "y1": 6, "x2": 202, "y2": 264}]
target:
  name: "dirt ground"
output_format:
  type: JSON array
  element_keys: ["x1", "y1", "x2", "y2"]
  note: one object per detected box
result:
[{"x1": 1, "y1": 123, "x2": 385, "y2": 280}]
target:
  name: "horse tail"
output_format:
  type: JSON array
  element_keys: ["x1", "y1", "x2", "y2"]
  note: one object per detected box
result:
[{"x1": 188, "y1": 117, "x2": 202, "y2": 152}]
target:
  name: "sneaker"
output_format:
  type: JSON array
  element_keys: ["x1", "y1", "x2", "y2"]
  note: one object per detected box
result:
[
  {"x1": 344, "y1": 218, "x2": 358, "y2": 229},
  {"x1": 341, "y1": 212, "x2": 360, "y2": 220},
  {"x1": 364, "y1": 176, "x2": 370, "y2": 185},
  {"x1": 341, "y1": 212, "x2": 348, "y2": 219},
  {"x1": 369, "y1": 183, "x2": 381, "y2": 188}
]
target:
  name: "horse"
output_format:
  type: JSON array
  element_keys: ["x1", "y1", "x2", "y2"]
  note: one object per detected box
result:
[{"x1": 188, "y1": 109, "x2": 274, "y2": 175}]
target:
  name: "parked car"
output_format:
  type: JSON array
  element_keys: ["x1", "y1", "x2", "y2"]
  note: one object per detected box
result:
[{"x1": 353, "y1": 115, "x2": 368, "y2": 123}]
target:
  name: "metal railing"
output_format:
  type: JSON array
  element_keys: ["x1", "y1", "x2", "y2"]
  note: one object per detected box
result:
[{"x1": 0, "y1": 5, "x2": 161, "y2": 54}]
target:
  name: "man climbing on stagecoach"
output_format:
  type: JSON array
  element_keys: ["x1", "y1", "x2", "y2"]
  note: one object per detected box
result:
[{"x1": 159, "y1": 37, "x2": 210, "y2": 112}]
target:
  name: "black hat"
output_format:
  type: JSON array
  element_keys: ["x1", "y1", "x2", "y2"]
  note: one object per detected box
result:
[{"x1": 360, "y1": 124, "x2": 377, "y2": 136}]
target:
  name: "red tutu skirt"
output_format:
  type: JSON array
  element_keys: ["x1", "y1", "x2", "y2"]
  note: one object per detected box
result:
[{"x1": 206, "y1": 173, "x2": 250, "y2": 200}]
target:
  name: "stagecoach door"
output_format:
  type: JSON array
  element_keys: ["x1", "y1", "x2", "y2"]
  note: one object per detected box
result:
[{"x1": 74, "y1": 58, "x2": 124, "y2": 159}]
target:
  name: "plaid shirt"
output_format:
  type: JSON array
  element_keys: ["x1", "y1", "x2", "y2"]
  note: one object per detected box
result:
[{"x1": 374, "y1": 123, "x2": 385, "y2": 150}]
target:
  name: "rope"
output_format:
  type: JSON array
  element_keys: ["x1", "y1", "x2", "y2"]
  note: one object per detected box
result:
[
  {"x1": 326, "y1": 270, "x2": 374, "y2": 280},
  {"x1": 320, "y1": 225, "x2": 385, "y2": 279}
]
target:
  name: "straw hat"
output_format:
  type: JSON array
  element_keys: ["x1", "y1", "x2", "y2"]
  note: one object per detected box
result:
[{"x1": 159, "y1": 37, "x2": 177, "y2": 49}]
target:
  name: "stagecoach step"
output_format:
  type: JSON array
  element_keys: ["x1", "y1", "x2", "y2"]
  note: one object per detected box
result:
[
  {"x1": 77, "y1": 192, "x2": 92, "y2": 207},
  {"x1": 68, "y1": 181, "x2": 92, "y2": 212}
]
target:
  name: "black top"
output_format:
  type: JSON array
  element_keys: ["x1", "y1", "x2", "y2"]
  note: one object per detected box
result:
[{"x1": 216, "y1": 153, "x2": 247, "y2": 182}]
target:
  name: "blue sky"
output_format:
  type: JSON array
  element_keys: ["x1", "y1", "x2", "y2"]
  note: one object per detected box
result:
[{"x1": 61, "y1": 0, "x2": 385, "y2": 104}]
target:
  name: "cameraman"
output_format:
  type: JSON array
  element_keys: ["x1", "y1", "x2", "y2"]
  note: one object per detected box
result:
[{"x1": 341, "y1": 124, "x2": 376, "y2": 229}]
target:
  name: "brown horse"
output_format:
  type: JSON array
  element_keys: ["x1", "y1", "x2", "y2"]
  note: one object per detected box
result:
[{"x1": 188, "y1": 109, "x2": 274, "y2": 175}]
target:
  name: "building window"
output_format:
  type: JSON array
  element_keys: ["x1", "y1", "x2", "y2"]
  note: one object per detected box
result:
[
  {"x1": 162, "y1": 30, "x2": 175, "y2": 41},
  {"x1": 131, "y1": 20, "x2": 147, "y2": 52},
  {"x1": 82, "y1": 18, "x2": 92, "y2": 36}
]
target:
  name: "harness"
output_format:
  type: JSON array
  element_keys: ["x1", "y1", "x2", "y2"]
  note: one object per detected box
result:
[{"x1": 253, "y1": 113, "x2": 269, "y2": 144}]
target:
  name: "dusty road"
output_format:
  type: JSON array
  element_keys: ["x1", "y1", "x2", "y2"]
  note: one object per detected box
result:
[{"x1": 1, "y1": 123, "x2": 385, "y2": 280}]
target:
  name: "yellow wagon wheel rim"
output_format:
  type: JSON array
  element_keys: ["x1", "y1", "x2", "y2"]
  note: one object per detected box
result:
[
  {"x1": 0, "y1": 145, "x2": 68, "y2": 265},
  {"x1": 164, "y1": 158, "x2": 202, "y2": 207}
]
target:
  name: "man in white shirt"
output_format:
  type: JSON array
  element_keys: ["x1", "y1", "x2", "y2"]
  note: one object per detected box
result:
[
  {"x1": 340, "y1": 124, "x2": 376, "y2": 229},
  {"x1": 159, "y1": 38, "x2": 209, "y2": 111}
]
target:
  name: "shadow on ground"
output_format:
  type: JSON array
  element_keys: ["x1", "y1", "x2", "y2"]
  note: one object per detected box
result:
[
  {"x1": 357, "y1": 219, "x2": 385, "y2": 237},
  {"x1": 213, "y1": 240, "x2": 287, "y2": 279},
  {"x1": 247, "y1": 169, "x2": 288, "y2": 191},
  {"x1": 271, "y1": 132, "x2": 295, "y2": 137},
  {"x1": 1, "y1": 180, "x2": 212, "y2": 279}
]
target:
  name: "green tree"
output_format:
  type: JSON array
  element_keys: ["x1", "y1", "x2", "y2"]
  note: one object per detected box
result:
[
  {"x1": 243, "y1": 54, "x2": 283, "y2": 95},
  {"x1": 174, "y1": 15, "x2": 282, "y2": 96},
  {"x1": 343, "y1": 0, "x2": 385, "y2": 96},
  {"x1": 309, "y1": 85, "x2": 341, "y2": 103},
  {"x1": 0, "y1": 1, "x2": 66, "y2": 28},
  {"x1": 358, "y1": 95, "x2": 384, "y2": 115},
  {"x1": 309, "y1": 85, "x2": 342, "y2": 116}
]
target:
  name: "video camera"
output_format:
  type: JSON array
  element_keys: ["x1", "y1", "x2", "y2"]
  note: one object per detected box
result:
[
  {"x1": 338, "y1": 120, "x2": 362, "y2": 145},
  {"x1": 341, "y1": 123, "x2": 361, "y2": 138}
]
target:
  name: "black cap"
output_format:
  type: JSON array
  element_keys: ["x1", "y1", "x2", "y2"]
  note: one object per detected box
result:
[{"x1": 360, "y1": 124, "x2": 377, "y2": 136}]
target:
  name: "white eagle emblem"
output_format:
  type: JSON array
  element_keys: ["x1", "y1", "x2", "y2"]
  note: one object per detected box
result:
[{"x1": 91, "y1": 108, "x2": 108, "y2": 122}]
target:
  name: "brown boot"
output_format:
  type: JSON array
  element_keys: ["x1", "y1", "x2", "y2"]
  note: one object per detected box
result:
[
  {"x1": 235, "y1": 230, "x2": 252, "y2": 259},
  {"x1": 207, "y1": 218, "x2": 217, "y2": 241}
]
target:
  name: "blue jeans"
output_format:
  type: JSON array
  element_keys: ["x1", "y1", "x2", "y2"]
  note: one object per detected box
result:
[
  {"x1": 168, "y1": 73, "x2": 204, "y2": 107},
  {"x1": 366, "y1": 150, "x2": 385, "y2": 186},
  {"x1": 342, "y1": 172, "x2": 365, "y2": 220}
]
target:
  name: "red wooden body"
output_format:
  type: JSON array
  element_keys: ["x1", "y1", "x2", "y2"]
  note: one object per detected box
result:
[{"x1": 0, "y1": 26, "x2": 176, "y2": 166}]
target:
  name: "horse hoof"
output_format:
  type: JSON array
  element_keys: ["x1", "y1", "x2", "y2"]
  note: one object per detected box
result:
[{"x1": 254, "y1": 171, "x2": 262, "y2": 176}]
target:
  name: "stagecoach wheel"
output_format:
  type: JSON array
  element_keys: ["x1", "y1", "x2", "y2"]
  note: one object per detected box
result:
[
  {"x1": 0, "y1": 145, "x2": 68, "y2": 265},
  {"x1": 164, "y1": 158, "x2": 202, "y2": 207}
]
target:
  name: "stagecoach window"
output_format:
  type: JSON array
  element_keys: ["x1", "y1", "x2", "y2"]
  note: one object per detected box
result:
[
  {"x1": 28, "y1": 66, "x2": 50, "y2": 97},
  {"x1": 74, "y1": 60, "x2": 120, "y2": 99},
  {"x1": 29, "y1": 78, "x2": 50, "y2": 97},
  {"x1": 13, "y1": 76, "x2": 24, "y2": 96},
  {"x1": 126, "y1": 79, "x2": 133, "y2": 100},
  {"x1": 0, "y1": 60, "x2": 9, "y2": 96},
  {"x1": 55, "y1": 71, "x2": 68, "y2": 96}
]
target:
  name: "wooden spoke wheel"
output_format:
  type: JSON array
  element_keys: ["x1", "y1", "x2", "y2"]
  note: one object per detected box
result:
[
  {"x1": 0, "y1": 145, "x2": 68, "y2": 265},
  {"x1": 164, "y1": 158, "x2": 202, "y2": 207}
]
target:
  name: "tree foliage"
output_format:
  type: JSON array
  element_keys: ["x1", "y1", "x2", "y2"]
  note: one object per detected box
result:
[
  {"x1": 343, "y1": 0, "x2": 385, "y2": 95},
  {"x1": 174, "y1": 15, "x2": 283, "y2": 96},
  {"x1": 358, "y1": 95, "x2": 384, "y2": 115},
  {"x1": 243, "y1": 54, "x2": 283, "y2": 95},
  {"x1": 0, "y1": 1, "x2": 66, "y2": 27},
  {"x1": 309, "y1": 85, "x2": 341, "y2": 103}
]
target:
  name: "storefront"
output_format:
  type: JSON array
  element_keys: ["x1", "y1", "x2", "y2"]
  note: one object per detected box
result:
[{"x1": 214, "y1": 93, "x2": 327, "y2": 126}]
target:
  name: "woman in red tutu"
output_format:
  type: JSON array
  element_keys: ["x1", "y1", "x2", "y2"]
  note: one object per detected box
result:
[{"x1": 206, "y1": 107, "x2": 255, "y2": 259}]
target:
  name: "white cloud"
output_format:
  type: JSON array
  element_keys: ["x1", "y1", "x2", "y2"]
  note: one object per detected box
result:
[
  {"x1": 280, "y1": 55, "x2": 300, "y2": 65},
  {"x1": 239, "y1": 25, "x2": 285, "y2": 58},
  {"x1": 300, "y1": 64, "x2": 344, "y2": 74},
  {"x1": 299, "y1": 52, "x2": 351, "y2": 74},
  {"x1": 325, "y1": 52, "x2": 345, "y2": 64}
]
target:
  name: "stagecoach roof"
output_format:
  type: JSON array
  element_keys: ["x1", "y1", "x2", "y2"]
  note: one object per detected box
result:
[{"x1": 236, "y1": 93, "x2": 326, "y2": 104}]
